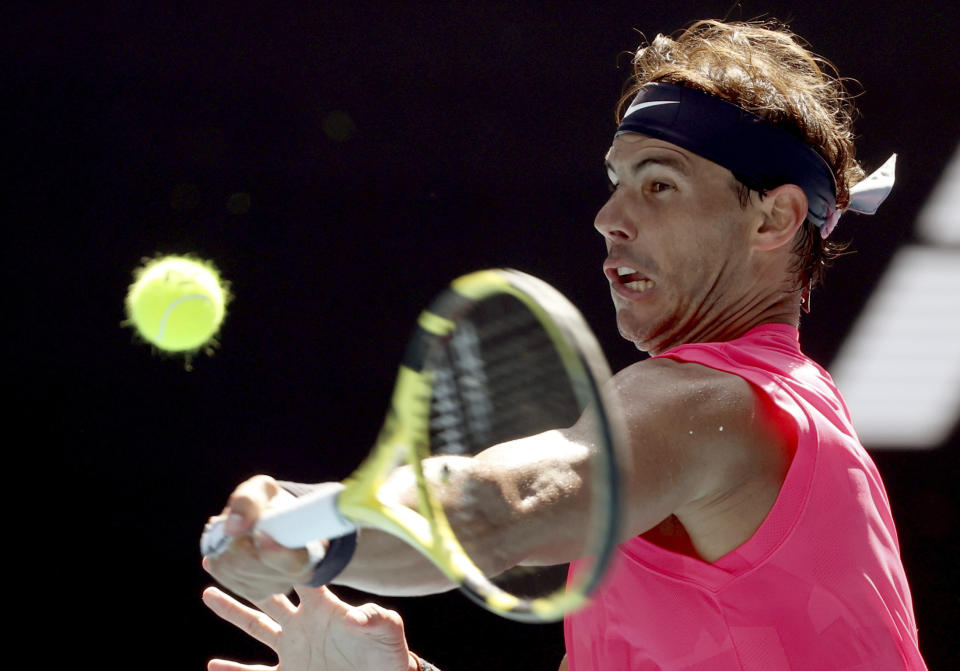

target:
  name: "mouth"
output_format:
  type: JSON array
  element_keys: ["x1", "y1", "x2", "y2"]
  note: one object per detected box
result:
[{"x1": 610, "y1": 266, "x2": 656, "y2": 293}]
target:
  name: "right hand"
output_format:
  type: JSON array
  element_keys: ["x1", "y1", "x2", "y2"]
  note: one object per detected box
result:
[
  {"x1": 204, "y1": 475, "x2": 315, "y2": 601},
  {"x1": 202, "y1": 584, "x2": 418, "y2": 671}
]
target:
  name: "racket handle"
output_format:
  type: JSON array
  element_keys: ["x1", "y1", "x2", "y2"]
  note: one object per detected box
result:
[
  {"x1": 200, "y1": 482, "x2": 356, "y2": 557},
  {"x1": 257, "y1": 482, "x2": 356, "y2": 546}
]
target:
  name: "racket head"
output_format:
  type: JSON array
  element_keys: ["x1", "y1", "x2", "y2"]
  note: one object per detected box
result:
[{"x1": 404, "y1": 268, "x2": 624, "y2": 622}]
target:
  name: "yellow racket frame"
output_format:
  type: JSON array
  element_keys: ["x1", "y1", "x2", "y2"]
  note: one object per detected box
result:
[{"x1": 335, "y1": 269, "x2": 621, "y2": 621}]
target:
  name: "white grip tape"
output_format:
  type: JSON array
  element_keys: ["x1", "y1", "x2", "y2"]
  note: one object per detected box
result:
[
  {"x1": 200, "y1": 482, "x2": 356, "y2": 557},
  {"x1": 256, "y1": 483, "x2": 356, "y2": 547}
]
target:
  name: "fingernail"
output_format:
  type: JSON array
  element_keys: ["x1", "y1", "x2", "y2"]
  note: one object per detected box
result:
[{"x1": 224, "y1": 513, "x2": 245, "y2": 535}]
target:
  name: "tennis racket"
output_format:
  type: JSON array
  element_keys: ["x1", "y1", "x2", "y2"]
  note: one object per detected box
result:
[{"x1": 201, "y1": 269, "x2": 623, "y2": 622}]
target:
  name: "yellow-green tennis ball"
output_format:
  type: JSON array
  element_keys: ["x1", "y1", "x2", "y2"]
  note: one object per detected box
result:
[{"x1": 125, "y1": 255, "x2": 227, "y2": 352}]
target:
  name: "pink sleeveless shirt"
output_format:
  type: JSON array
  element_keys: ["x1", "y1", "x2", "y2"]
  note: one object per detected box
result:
[{"x1": 565, "y1": 324, "x2": 926, "y2": 670}]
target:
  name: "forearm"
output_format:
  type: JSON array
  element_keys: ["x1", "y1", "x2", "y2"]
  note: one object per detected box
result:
[
  {"x1": 276, "y1": 479, "x2": 458, "y2": 594},
  {"x1": 335, "y1": 430, "x2": 594, "y2": 594},
  {"x1": 330, "y1": 457, "x2": 472, "y2": 595},
  {"x1": 335, "y1": 526, "x2": 458, "y2": 595}
]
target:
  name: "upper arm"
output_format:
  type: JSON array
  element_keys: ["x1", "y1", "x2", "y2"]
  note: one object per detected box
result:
[{"x1": 595, "y1": 357, "x2": 783, "y2": 542}]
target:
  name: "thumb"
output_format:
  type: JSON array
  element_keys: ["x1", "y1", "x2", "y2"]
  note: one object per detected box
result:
[
  {"x1": 349, "y1": 602, "x2": 408, "y2": 647},
  {"x1": 224, "y1": 475, "x2": 281, "y2": 535}
]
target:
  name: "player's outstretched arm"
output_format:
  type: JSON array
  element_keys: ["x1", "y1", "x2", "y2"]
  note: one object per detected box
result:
[
  {"x1": 202, "y1": 583, "x2": 419, "y2": 671},
  {"x1": 207, "y1": 357, "x2": 785, "y2": 599},
  {"x1": 338, "y1": 357, "x2": 790, "y2": 588}
]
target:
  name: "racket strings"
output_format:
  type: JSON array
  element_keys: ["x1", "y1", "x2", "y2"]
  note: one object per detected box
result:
[
  {"x1": 428, "y1": 297, "x2": 582, "y2": 456},
  {"x1": 469, "y1": 308, "x2": 582, "y2": 436}
]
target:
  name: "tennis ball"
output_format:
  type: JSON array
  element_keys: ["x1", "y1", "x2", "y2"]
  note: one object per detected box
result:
[{"x1": 125, "y1": 255, "x2": 227, "y2": 352}]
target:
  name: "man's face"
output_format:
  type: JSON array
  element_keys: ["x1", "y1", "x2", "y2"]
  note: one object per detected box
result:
[{"x1": 596, "y1": 134, "x2": 763, "y2": 354}]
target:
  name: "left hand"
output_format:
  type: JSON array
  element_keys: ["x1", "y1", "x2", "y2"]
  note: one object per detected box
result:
[{"x1": 202, "y1": 583, "x2": 418, "y2": 671}]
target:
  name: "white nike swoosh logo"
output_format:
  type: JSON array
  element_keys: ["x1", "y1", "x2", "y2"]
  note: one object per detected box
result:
[{"x1": 623, "y1": 100, "x2": 680, "y2": 118}]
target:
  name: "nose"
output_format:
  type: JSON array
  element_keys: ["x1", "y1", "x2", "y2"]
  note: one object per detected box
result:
[{"x1": 594, "y1": 195, "x2": 636, "y2": 242}]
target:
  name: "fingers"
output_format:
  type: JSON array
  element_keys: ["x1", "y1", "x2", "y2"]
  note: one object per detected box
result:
[
  {"x1": 223, "y1": 475, "x2": 282, "y2": 536},
  {"x1": 205, "y1": 475, "x2": 313, "y2": 601},
  {"x1": 202, "y1": 586, "x2": 282, "y2": 648},
  {"x1": 254, "y1": 592, "x2": 298, "y2": 625},
  {"x1": 294, "y1": 584, "x2": 351, "y2": 615},
  {"x1": 253, "y1": 531, "x2": 313, "y2": 579},
  {"x1": 292, "y1": 585, "x2": 397, "y2": 639},
  {"x1": 293, "y1": 585, "x2": 402, "y2": 636},
  {"x1": 205, "y1": 533, "x2": 307, "y2": 601}
]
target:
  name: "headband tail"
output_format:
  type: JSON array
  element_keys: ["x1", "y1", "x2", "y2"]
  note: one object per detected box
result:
[
  {"x1": 847, "y1": 154, "x2": 897, "y2": 215},
  {"x1": 823, "y1": 154, "x2": 897, "y2": 239}
]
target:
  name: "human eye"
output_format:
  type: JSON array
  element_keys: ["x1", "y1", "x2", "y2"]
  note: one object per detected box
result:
[{"x1": 649, "y1": 179, "x2": 674, "y2": 193}]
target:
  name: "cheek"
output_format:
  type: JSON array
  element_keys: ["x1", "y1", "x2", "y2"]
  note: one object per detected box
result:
[
  {"x1": 661, "y1": 226, "x2": 737, "y2": 293},
  {"x1": 662, "y1": 224, "x2": 716, "y2": 270},
  {"x1": 689, "y1": 201, "x2": 750, "y2": 256}
]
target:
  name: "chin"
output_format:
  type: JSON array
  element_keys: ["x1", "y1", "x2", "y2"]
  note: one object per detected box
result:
[
  {"x1": 616, "y1": 313, "x2": 654, "y2": 352},
  {"x1": 616, "y1": 309, "x2": 675, "y2": 355}
]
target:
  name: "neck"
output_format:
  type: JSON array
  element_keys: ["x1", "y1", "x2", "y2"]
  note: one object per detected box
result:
[{"x1": 642, "y1": 284, "x2": 802, "y2": 355}]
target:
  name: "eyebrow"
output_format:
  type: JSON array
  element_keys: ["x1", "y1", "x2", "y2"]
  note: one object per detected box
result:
[{"x1": 605, "y1": 154, "x2": 690, "y2": 179}]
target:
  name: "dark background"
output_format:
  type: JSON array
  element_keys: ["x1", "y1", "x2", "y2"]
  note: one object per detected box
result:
[{"x1": 8, "y1": 1, "x2": 958, "y2": 669}]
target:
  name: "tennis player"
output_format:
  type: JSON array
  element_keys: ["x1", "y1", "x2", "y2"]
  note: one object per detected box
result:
[{"x1": 204, "y1": 20, "x2": 926, "y2": 670}]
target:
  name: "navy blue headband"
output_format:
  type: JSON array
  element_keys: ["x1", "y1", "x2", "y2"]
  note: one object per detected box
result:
[{"x1": 617, "y1": 82, "x2": 839, "y2": 230}]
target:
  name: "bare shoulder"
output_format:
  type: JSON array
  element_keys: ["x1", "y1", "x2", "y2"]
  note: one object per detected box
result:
[
  {"x1": 609, "y1": 357, "x2": 794, "y2": 553},
  {"x1": 612, "y1": 356, "x2": 761, "y2": 428},
  {"x1": 614, "y1": 355, "x2": 791, "y2": 477}
]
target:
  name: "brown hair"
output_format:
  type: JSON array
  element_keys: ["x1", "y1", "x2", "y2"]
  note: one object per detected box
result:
[{"x1": 620, "y1": 20, "x2": 864, "y2": 291}]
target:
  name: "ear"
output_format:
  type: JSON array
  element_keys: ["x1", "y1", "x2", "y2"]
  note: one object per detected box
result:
[{"x1": 752, "y1": 184, "x2": 807, "y2": 252}]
